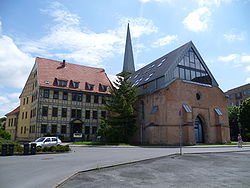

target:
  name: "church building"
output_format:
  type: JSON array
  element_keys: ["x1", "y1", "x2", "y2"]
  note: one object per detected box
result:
[{"x1": 122, "y1": 24, "x2": 230, "y2": 144}]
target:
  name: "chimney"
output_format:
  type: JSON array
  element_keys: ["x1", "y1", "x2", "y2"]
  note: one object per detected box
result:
[{"x1": 62, "y1": 60, "x2": 66, "y2": 68}]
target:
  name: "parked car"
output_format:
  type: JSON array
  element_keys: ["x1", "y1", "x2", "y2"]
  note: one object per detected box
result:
[{"x1": 30, "y1": 137, "x2": 62, "y2": 147}]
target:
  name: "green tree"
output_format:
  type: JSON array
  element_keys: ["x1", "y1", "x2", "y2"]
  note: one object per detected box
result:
[
  {"x1": 239, "y1": 97, "x2": 250, "y2": 140},
  {"x1": 98, "y1": 73, "x2": 138, "y2": 143},
  {"x1": 0, "y1": 117, "x2": 7, "y2": 129},
  {"x1": 228, "y1": 106, "x2": 240, "y2": 141}
]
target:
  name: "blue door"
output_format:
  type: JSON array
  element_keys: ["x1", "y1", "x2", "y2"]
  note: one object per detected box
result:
[{"x1": 195, "y1": 117, "x2": 203, "y2": 143}]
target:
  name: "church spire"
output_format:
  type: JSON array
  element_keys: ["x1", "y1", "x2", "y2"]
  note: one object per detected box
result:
[{"x1": 118, "y1": 23, "x2": 135, "y2": 76}]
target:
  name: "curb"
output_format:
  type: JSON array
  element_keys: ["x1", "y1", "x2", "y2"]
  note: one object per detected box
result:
[{"x1": 54, "y1": 149, "x2": 250, "y2": 187}]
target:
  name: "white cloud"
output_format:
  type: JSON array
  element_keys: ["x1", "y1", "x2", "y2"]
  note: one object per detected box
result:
[
  {"x1": 218, "y1": 54, "x2": 250, "y2": 63},
  {"x1": 218, "y1": 54, "x2": 239, "y2": 62},
  {"x1": 0, "y1": 93, "x2": 20, "y2": 117},
  {"x1": 0, "y1": 35, "x2": 34, "y2": 88},
  {"x1": 182, "y1": 7, "x2": 211, "y2": 32},
  {"x1": 152, "y1": 35, "x2": 178, "y2": 47},
  {"x1": 246, "y1": 66, "x2": 250, "y2": 72},
  {"x1": 245, "y1": 77, "x2": 250, "y2": 83},
  {"x1": 241, "y1": 56, "x2": 250, "y2": 63},
  {"x1": 139, "y1": 0, "x2": 172, "y2": 3},
  {"x1": 21, "y1": 2, "x2": 158, "y2": 66},
  {"x1": 223, "y1": 32, "x2": 246, "y2": 42},
  {"x1": 195, "y1": 0, "x2": 232, "y2": 7}
]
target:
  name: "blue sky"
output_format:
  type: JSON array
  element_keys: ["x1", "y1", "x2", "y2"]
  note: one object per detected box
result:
[{"x1": 0, "y1": 0, "x2": 249, "y2": 117}]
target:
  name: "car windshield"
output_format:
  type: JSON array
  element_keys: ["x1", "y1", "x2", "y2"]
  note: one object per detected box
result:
[{"x1": 35, "y1": 137, "x2": 46, "y2": 142}]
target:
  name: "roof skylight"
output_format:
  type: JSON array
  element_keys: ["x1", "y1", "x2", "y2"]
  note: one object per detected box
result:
[{"x1": 145, "y1": 73, "x2": 154, "y2": 81}]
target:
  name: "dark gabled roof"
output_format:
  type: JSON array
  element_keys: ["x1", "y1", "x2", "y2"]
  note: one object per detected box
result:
[
  {"x1": 129, "y1": 41, "x2": 191, "y2": 86},
  {"x1": 129, "y1": 41, "x2": 218, "y2": 87}
]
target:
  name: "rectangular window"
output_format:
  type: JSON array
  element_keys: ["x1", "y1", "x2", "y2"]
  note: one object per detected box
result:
[
  {"x1": 77, "y1": 94, "x2": 82, "y2": 102},
  {"x1": 63, "y1": 92, "x2": 68, "y2": 100},
  {"x1": 102, "y1": 97, "x2": 106, "y2": 104},
  {"x1": 184, "y1": 56, "x2": 189, "y2": 67},
  {"x1": 44, "y1": 89, "x2": 49, "y2": 98},
  {"x1": 52, "y1": 107, "x2": 58, "y2": 117},
  {"x1": 191, "y1": 70, "x2": 195, "y2": 80},
  {"x1": 61, "y1": 125, "x2": 67, "y2": 134},
  {"x1": 185, "y1": 69, "x2": 191, "y2": 80},
  {"x1": 99, "y1": 84, "x2": 108, "y2": 92},
  {"x1": 71, "y1": 109, "x2": 76, "y2": 118},
  {"x1": 62, "y1": 108, "x2": 67, "y2": 118},
  {"x1": 180, "y1": 68, "x2": 185, "y2": 79},
  {"x1": 58, "y1": 80, "x2": 67, "y2": 87},
  {"x1": 93, "y1": 111, "x2": 98, "y2": 119},
  {"x1": 85, "y1": 110, "x2": 90, "y2": 119},
  {"x1": 190, "y1": 51, "x2": 195, "y2": 62},
  {"x1": 86, "y1": 94, "x2": 91, "y2": 103},
  {"x1": 30, "y1": 110, "x2": 32, "y2": 118},
  {"x1": 77, "y1": 109, "x2": 82, "y2": 119},
  {"x1": 23, "y1": 98, "x2": 25, "y2": 105},
  {"x1": 26, "y1": 97, "x2": 29, "y2": 104},
  {"x1": 41, "y1": 124, "x2": 47, "y2": 134},
  {"x1": 42, "y1": 106, "x2": 48, "y2": 116},
  {"x1": 72, "y1": 93, "x2": 77, "y2": 101},
  {"x1": 85, "y1": 126, "x2": 90, "y2": 134},
  {"x1": 101, "y1": 111, "x2": 106, "y2": 118},
  {"x1": 21, "y1": 127, "x2": 23, "y2": 134},
  {"x1": 53, "y1": 91, "x2": 59, "y2": 99},
  {"x1": 25, "y1": 112, "x2": 28, "y2": 119},
  {"x1": 85, "y1": 83, "x2": 94, "y2": 90},
  {"x1": 73, "y1": 82, "x2": 79, "y2": 88},
  {"x1": 51, "y1": 124, "x2": 57, "y2": 134},
  {"x1": 94, "y1": 95, "x2": 99, "y2": 103},
  {"x1": 22, "y1": 112, "x2": 24, "y2": 119},
  {"x1": 92, "y1": 127, "x2": 97, "y2": 134},
  {"x1": 72, "y1": 93, "x2": 82, "y2": 101}
]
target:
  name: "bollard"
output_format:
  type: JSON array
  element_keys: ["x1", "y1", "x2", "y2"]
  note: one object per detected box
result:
[
  {"x1": 23, "y1": 143, "x2": 29, "y2": 155},
  {"x1": 1, "y1": 144, "x2": 8, "y2": 156},
  {"x1": 30, "y1": 143, "x2": 36, "y2": 155},
  {"x1": 8, "y1": 144, "x2": 15, "y2": 155}
]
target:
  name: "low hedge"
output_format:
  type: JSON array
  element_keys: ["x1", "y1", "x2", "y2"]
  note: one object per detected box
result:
[{"x1": 37, "y1": 145, "x2": 70, "y2": 153}]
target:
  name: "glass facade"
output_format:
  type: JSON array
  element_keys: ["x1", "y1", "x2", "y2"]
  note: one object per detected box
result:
[{"x1": 173, "y1": 48, "x2": 212, "y2": 85}]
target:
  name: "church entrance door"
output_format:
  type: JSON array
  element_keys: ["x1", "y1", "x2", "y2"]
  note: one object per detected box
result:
[{"x1": 195, "y1": 116, "x2": 204, "y2": 143}]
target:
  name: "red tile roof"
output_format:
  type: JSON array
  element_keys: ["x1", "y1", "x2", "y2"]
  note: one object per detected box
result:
[
  {"x1": 5, "y1": 106, "x2": 20, "y2": 116},
  {"x1": 36, "y1": 57, "x2": 111, "y2": 94}
]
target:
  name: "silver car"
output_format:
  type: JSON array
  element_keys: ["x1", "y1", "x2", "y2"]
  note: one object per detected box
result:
[{"x1": 31, "y1": 137, "x2": 62, "y2": 147}]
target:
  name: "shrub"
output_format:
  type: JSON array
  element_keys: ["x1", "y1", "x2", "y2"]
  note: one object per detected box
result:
[
  {"x1": 36, "y1": 147, "x2": 42, "y2": 152},
  {"x1": 14, "y1": 144, "x2": 23, "y2": 153},
  {"x1": 0, "y1": 128, "x2": 11, "y2": 140},
  {"x1": 244, "y1": 132, "x2": 250, "y2": 142},
  {"x1": 42, "y1": 146, "x2": 49, "y2": 152}
]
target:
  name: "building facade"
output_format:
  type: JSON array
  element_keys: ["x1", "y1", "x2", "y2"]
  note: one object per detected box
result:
[
  {"x1": 5, "y1": 106, "x2": 20, "y2": 140},
  {"x1": 9, "y1": 58, "x2": 111, "y2": 141},
  {"x1": 225, "y1": 83, "x2": 250, "y2": 106},
  {"x1": 122, "y1": 24, "x2": 230, "y2": 144}
]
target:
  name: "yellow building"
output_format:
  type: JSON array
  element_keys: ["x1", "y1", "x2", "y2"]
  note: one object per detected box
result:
[
  {"x1": 11, "y1": 57, "x2": 111, "y2": 142},
  {"x1": 5, "y1": 106, "x2": 20, "y2": 140}
]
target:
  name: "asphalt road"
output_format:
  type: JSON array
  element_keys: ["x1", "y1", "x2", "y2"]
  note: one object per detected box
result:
[
  {"x1": 0, "y1": 146, "x2": 249, "y2": 188},
  {"x1": 60, "y1": 151, "x2": 250, "y2": 188}
]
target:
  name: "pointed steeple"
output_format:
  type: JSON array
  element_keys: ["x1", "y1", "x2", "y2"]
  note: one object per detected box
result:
[{"x1": 118, "y1": 23, "x2": 135, "y2": 76}]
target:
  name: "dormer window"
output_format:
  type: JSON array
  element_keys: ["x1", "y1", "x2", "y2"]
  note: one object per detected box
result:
[
  {"x1": 73, "y1": 82, "x2": 80, "y2": 88},
  {"x1": 85, "y1": 82, "x2": 94, "y2": 90},
  {"x1": 99, "y1": 84, "x2": 108, "y2": 92},
  {"x1": 58, "y1": 80, "x2": 67, "y2": 87}
]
